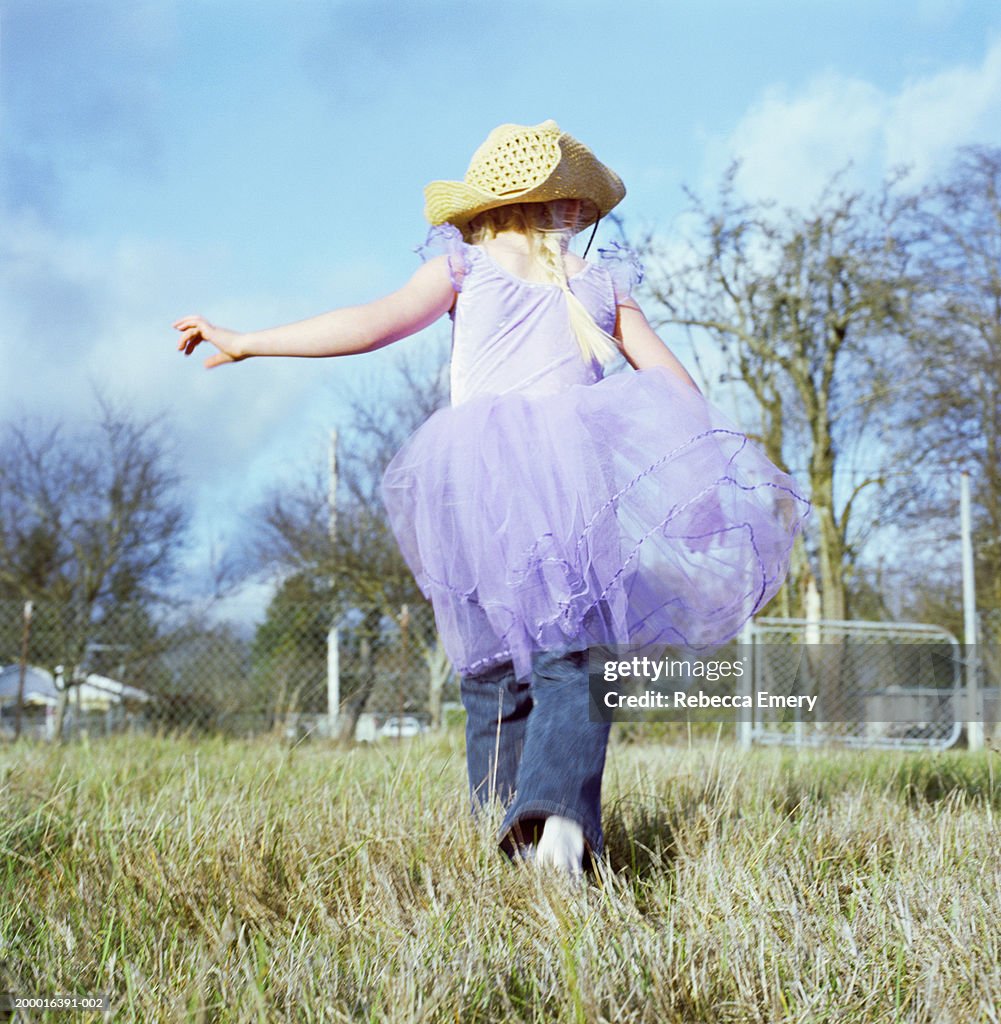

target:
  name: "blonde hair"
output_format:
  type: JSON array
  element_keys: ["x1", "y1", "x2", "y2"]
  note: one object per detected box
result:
[{"x1": 466, "y1": 201, "x2": 622, "y2": 367}]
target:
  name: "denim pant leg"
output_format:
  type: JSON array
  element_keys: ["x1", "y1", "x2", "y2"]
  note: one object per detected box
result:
[
  {"x1": 460, "y1": 659, "x2": 532, "y2": 808},
  {"x1": 500, "y1": 648, "x2": 611, "y2": 857}
]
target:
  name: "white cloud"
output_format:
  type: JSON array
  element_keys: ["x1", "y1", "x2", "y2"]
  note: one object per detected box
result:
[
  {"x1": 719, "y1": 76, "x2": 886, "y2": 205},
  {"x1": 885, "y1": 38, "x2": 1001, "y2": 178},
  {"x1": 708, "y1": 37, "x2": 1001, "y2": 207}
]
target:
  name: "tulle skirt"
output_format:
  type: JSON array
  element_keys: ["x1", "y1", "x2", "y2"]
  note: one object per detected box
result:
[{"x1": 381, "y1": 366, "x2": 810, "y2": 680}]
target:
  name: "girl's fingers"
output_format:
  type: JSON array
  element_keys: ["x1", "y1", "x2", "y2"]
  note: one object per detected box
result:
[
  {"x1": 176, "y1": 327, "x2": 204, "y2": 352},
  {"x1": 173, "y1": 315, "x2": 207, "y2": 330},
  {"x1": 204, "y1": 351, "x2": 233, "y2": 369},
  {"x1": 173, "y1": 315, "x2": 236, "y2": 366}
]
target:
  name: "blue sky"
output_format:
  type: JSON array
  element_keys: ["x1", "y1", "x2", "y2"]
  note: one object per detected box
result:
[{"x1": 3, "y1": 0, "x2": 1001, "y2": 612}]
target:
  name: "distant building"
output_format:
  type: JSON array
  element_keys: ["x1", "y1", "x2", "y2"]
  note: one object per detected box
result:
[{"x1": 0, "y1": 664, "x2": 152, "y2": 739}]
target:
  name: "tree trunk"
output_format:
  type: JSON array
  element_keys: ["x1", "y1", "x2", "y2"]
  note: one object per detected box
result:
[
  {"x1": 425, "y1": 639, "x2": 451, "y2": 730},
  {"x1": 334, "y1": 634, "x2": 373, "y2": 743}
]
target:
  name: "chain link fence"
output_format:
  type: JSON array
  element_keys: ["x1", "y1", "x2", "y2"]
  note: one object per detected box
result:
[
  {"x1": 0, "y1": 598, "x2": 457, "y2": 742},
  {"x1": 3, "y1": 597, "x2": 998, "y2": 748},
  {"x1": 740, "y1": 618, "x2": 993, "y2": 750}
]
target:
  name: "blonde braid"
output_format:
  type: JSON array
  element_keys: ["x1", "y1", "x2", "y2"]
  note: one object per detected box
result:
[
  {"x1": 531, "y1": 229, "x2": 620, "y2": 367},
  {"x1": 469, "y1": 202, "x2": 622, "y2": 368}
]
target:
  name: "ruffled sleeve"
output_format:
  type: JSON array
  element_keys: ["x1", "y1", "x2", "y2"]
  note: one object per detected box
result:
[
  {"x1": 596, "y1": 241, "x2": 644, "y2": 304},
  {"x1": 415, "y1": 223, "x2": 472, "y2": 292}
]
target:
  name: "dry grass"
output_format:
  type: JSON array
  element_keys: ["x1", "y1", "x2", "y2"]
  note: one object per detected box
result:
[{"x1": 0, "y1": 731, "x2": 999, "y2": 1022}]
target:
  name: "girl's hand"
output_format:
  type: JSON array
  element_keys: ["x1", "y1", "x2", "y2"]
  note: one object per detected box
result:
[{"x1": 173, "y1": 315, "x2": 246, "y2": 369}]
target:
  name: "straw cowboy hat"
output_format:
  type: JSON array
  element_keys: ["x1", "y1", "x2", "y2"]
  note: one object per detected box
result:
[{"x1": 423, "y1": 120, "x2": 626, "y2": 231}]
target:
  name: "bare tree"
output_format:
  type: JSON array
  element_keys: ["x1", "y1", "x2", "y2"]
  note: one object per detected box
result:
[
  {"x1": 643, "y1": 166, "x2": 915, "y2": 622},
  {"x1": 0, "y1": 398, "x2": 186, "y2": 732},
  {"x1": 892, "y1": 146, "x2": 1001, "y2": 636}
]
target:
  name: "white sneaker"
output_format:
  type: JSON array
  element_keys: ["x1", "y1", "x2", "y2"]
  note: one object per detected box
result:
[{"x1": 536, "y1": 815, "x2": 584, "y2": 877}]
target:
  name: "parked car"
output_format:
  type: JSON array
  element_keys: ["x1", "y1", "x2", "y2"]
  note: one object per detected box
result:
[{"x1": 378, "y1": 715, "x2": 427, "y2": 739}]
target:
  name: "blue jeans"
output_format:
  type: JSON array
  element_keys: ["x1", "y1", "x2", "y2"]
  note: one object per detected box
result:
[{"x1": 460, "y1": 648, "x2": 612, "y2": 857}]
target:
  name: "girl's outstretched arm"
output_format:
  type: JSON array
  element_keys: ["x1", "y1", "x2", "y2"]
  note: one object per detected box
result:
[
  {"x1": 615, "y1": 299, "x2": 702, "y2": 394},
  {"x1": 174, "y1": 257, "x2": 456, "y2": 369}
]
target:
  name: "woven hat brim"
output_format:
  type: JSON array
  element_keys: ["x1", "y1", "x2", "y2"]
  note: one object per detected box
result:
[{"x1": 424, "y1": 133, "x2": 625, "y2": 230}]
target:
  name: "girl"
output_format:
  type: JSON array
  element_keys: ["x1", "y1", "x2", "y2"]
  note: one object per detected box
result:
[{"x1": 175, "y1": 120, "x2": 809, "y2": 878}]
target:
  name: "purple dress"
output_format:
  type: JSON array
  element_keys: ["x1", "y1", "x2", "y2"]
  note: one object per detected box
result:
[{"x1": 382, "y1": 225, "x2": 810, "y2": 680}]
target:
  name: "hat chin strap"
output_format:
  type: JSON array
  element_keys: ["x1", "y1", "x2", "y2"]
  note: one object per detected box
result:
[{"x1": 582, "y1": 217, "x2": 600, "y2": 258}]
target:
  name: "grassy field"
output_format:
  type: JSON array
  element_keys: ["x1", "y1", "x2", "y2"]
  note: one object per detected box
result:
[{"x1": 0, "y1": 731, "x2": 999, "y2": 1023}]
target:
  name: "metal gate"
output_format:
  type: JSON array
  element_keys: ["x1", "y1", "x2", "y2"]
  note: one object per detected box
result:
[{"x1": 739, "y1": 618, "x2": 964, "y2": 751}]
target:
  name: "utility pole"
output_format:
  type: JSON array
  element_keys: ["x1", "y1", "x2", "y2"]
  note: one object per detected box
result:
[
  {"x1": 961, "y1": 471, "x2": 983, "y2": 750},
  {"x1": 327, "y1": 429, "x2": 341, "y2": 739}
]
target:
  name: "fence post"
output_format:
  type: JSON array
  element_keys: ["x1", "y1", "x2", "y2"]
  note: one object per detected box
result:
[
  {"x1": 397, "y1": 604, "x2": 409, "y2": 743},
  {"x1": 961, "y1": 471, "x2": 984, "y2": 750},
  {"x1": 326, "y1": 428, "x2": 340, "y2": 739},
  {"x1": 327, "y1": 625, "x2": 340, "y2": 739},
  {"x1": 14, "y1": 600, "x2": 33, "y2": 741},
  {"x1": 737, "y1": 618, "x2": 753, "y2": 750},
  {"x1": 804, "y1": 578, "x2": 821, "y2": 743}
]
